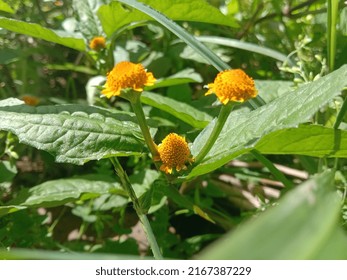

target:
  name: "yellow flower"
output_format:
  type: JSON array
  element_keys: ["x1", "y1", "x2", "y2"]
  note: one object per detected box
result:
[
  {"x1": 102, "y1": 61, "x2": 156, "y2": 98},
  {"x1": 205, "y1": 69, "x2": 257, "y2": 104},
  {"x1": 22, "y1": 95, "x2": 40, "y2": 106},
  {"x1": 156, "y1": 133, "x2": 194, "y2": 174},
  {"x1": 89, "y1": 36, "x2": 106, "y2": 51}
]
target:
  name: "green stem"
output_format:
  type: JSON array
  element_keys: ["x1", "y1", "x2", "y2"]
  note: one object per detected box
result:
[
  {"x1": 250, "y1": 150, "x2": 294, "y2": 189},
  {"x1": 327, "y1": 0, "x2": 338, "y2": 72},
  {"x1": 333, "y1": 89, "x2": 347, "y2": 170},
  {"x1": 195, "y1": 103, "x2": 233, "y2": 163},
  {"x1": 130, "y1": 96, "x2": 159, "y2": 159},
  {"x1": 333, "y1": 89, "x2": 347, "y2": 129},
  {"x1": 110, "y1": 157, "x2": 163, "y2": 259}
]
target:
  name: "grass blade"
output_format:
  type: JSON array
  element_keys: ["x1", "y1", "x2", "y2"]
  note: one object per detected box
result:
[
  {"x1": 116, "y1": 0, "x2": 265, "y2": 108},
  {"x1": 116, "y1": 0, "x2": 229, "y2": 71},
  {"x1": 197, "y1": 36, "x2": 294, "y2": 65}
]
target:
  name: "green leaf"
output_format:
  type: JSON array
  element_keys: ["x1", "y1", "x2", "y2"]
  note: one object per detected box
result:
[
  {"x1": 10, "y1": 177, "x2": 122, "y2": 209},
  {"x1": 197, "y1": 171, "x2": 347, "y2": 259},
  {"x1": 0, "y1": 16, "x2": 86, "y2": 51},
  {"x1": 72, "y1": 0, "x2": 105, "y2": 39},
  {"x1": 196, "y1": 36, "x2": 293, "y2": 64},
  {"x1": 314, "y1": 228, "x2": 347, "y2": 259},
  {"x1": 130, "y1": 169, "x2": 160, "y2": 212},
  {"x1": 0, "y1": 98, "x2": 24, "y2": 107},
  {"x1": 0, "y1": 103, "x2": 144, "y2": 165},
  {"x1": 0, "y1": 49, "x2": 19, "y2": 64},
  {"x1": 0, "y1": 161, "x2": 17, "y2": 183},
  {"x1": 101, "y1": 0, "x2": 230, "y2": 71},
  {"x1": 255, "y1": 80, "x2": 293, "y2": 103},
  {"x1": 340, "y1": 7, "x2": 347, "y2": 36},
  {"x1": 147, "y1": 179, "x2": 167, "y2": 214},
  {"x1": 98, "y1": 0, "x2": 237, "y2": 37},
  {"x1": 30, "y1": 179, "x2": 119, "y2": 207},
  {"x1": 141, "y1": 91, "x2": 212, "y2": 129},
  {"x1": 113, "y1": 0, "x2": 265, "y2": 108},
  {"x1": 86, "y1": 76, "x2": 106, "y2": 105},
  {"x1": 130, "y1": 169, "x2": 160, "y2": 199},
  {"x1": 188, "y1": 65, "x2": 347, "y2": 179},
  {"x1": 0, "y1": 205, "x2": 27, "y2": 217},
  {"x1": 256, "y1": 125, "x2": 347, "y2": 157},
  {"x1": 0, "y1": 0, "x2": 14, "y2": 14},
  {"x1": 147, "y1": 68, "x2": 203, "y2": 90},
  {"x1": 0, "y1": 248, "x2": 150, "y2": 260}
]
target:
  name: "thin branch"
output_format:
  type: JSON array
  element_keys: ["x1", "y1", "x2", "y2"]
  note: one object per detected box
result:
[
  {"x1": 236, "y1": 2, "x2": 264, "y2": 39},
  {"x1": 254, "y1": 0, "x2": 320, "y2": 25}
]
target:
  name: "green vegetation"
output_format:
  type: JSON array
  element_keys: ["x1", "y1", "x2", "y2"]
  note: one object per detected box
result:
[{"x1": 0, "y1": 0, "x2": 347, "y2": 260}]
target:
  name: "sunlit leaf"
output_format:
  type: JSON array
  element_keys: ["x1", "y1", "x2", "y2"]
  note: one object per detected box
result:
[
  {"x1": 0, "y1": 16, "x2": 86, "y2": 51},
  {"x1": 0, "y1": 98, "x2": 24, "y2": 107},
  {"x1": 147, "y1": 68, "x2": 203, "y2": 90},
  {"x1": 131, "y1": 169, "x2": 160, "y2": 212},
  {"x1": 130, "y1": 169, "x2": 160, "y2": 198},
  {"x1": 188, "y1": 65, "x2": 347, "y2": 179},
  {"x1": 100, "y1": 0, "x2": 230, "y2": 71},
  {"x1": 86, "y1": 75, "x2": 106, "y2": 105},
  {"x1": 73, "y1": 0, "x2": 105, "y2": 39},
  {"x1": 0, "y1": 0, "x2": 14, "y2": 14},
  {"x1": 19, "y1": 177, "x2": 122, "y2": 208},
  {"x1": 256, "y1": 125, "x2": 347, "y2": 157},
  {"x1": 0, "y1": 176, "x2": 125, "y2": 217},
  {"x1": 255, "y1": 80, "x2": 293, "y2": 103},
  {"x1": 98, "y1": 0, "x2": 238, "y2": 37},
  {"x1": 197, "y1": 171, "x2": 347, "y2": 259},
  {"x1": 0, "y1": 103, "x2": 144, "y2": 165},
  {"x1": 141, "y1": 91, "x2": 212, "y2": 129},
  {"x1": 0, "y1": 248, "x2": 150, "y2": 259}
]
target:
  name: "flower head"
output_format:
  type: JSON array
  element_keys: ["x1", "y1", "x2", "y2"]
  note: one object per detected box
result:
[
  {"x1": 205, "y1": 69, "x2": 257, "y2": 104},
  {"x1": 156, "y1": 133, "x2": 194, "y2": 174},
  {"x1": 102, "y1": 61, "x2": 156, "y2": 98},
  {"x1": 89, "y1": 36, "x2": 106, "y2": 51},
  {"x1": 22, "y1": 95, "x2": 40, "y2": 106}
]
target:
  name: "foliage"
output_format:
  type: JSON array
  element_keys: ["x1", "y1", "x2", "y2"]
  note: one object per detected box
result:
[{"x1": 0, "y1": 0, "x2": 347, "y2": 260}]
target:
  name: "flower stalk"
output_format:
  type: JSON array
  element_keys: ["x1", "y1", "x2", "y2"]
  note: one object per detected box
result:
[
  {"x1": 130, "y1": 94, "x2": 160, "y2": 160},
  {"x1": 195, "y1": 68, "x2": 257, "y2": 163},
  {"x1": 110, "y1": 157, "x2": 163, "y2": 260},
  {"x1": 195, "y1": 102, "x2": 234, "y2": 163},
  {"x1": 100, "y1": 61, "x2": 159, "y2": 159}
]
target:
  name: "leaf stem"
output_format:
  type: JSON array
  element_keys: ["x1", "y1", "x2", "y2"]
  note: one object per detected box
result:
[
  {"x1": 195, "y1": 103, "x2": 233, "y2": 163},
  {"x1": 110, "y1": 157, "x2": 163, "y2": 259},
  {"x1": 250, "y1": 149, "x2": 293, "y2": 189}
]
